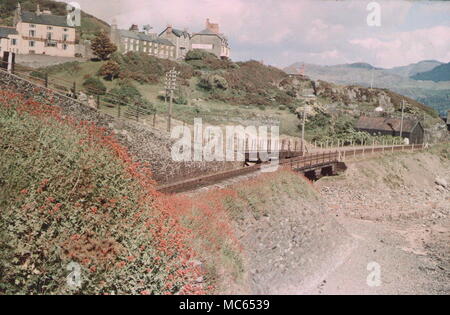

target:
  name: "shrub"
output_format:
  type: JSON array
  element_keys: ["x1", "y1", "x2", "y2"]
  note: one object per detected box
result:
[
  {"x1": 0, "y1": 91, "x2": 205, "y2": 294},
  {"x1": 82, "y1": 77, "x2": 107, "y2": 95},
  {"x1": 98, "y1": 60, "x2": 121, "y2": 81},
  {"x1": 91, "y1": 32, "x2": 117, "y2": 61},
  {"x1": 185, "y1": 49, "x2": 215, "y2": 61},
  {"x1": 198, "y1": 74, "x2": 228, "y2": 91}
]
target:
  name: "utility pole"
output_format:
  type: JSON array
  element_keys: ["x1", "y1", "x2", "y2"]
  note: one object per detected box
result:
[
  {"x1": 400, "y1": 100, "x2": 405, "y2": 139},
  {"x1": 301, "y1": 105, "x2": 307, "y2": 156},
  {"x1": 165, "y1": 68, "x2": 179, "y2": 132}
]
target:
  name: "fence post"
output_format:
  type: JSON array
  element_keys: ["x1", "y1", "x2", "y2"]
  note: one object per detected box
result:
[
  {"x1": 136, "y1": 102, "x2": 140, "y2": 122},
  {"x1": 117, "y1": 103, "x2": 121, "y2": 118},
  {"x1": 72, "y1": 82, "x2": 76, "y2": 96},
  {"x1": 45, "y1": 73, "x2": 48, "y2": 88},
  {"x1": 97, "y1": 95, "x2": 100, "y2": 109}
]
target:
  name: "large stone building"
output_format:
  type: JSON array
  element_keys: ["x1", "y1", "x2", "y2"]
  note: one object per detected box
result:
[
  {"x1": 0, "y1": 4, "x2": 76, "y2": 58},
  {"x1": 111, "y1": 23, "x2": 176, "y2": 60},
  {"x1": 111, "y1": 18, "x2": 231, "y2": 60},
  {"x1": 190, "y1": 19, "x2": 230, "y2": 58},
  {"x1": 158, "y1": 25, "x2": 191, "y2": 60}
]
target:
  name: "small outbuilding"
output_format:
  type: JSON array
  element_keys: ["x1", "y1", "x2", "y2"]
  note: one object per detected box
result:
[{"x1": 355, "y1": 116, "x2": 424, "y2": 144}]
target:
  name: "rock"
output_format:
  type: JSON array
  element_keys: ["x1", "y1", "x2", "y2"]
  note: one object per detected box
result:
[{"x1": 435, "y1": 177, "x2": 448, "y2": 189}]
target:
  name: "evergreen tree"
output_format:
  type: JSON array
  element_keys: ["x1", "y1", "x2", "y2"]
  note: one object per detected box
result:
[{"x1": 91, "y1": 32, "x2": 117, "y2": 61}]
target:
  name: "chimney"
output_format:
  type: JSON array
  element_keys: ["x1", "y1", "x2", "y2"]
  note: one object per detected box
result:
[
  {"x1": 36, "y1": 4, "x2": 41, "y2": 16},
  {"x1": 167, "y1": 24, "x2": 173, "y2": 34},
  {"x1": 129, "y1": 24, "x2": 139, "y2": 32},
  {"x1": 205, "y1": 18, "x2": 219, "y2": 33}
]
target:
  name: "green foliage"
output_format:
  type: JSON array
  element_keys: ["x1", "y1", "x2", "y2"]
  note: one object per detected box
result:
[
  {"x1": 185, "y1": 50, "x2": 235, "y2": 71},
  {"x1": 91, "y1": 32, "x2": 117, "y2": 61},
  {"x1": 0, "y1": 101, "x2": 181, "y2": 294},
  {"x1": 82, "y1": 77, "x2": 106, "y2": 95},
  {"x1": 98, "y1": 60, "x2": 121, "y2": 81},
  {"x1": 198, "y1": 74, "x2": 228, "y2": 91},
  {"x1": 108, "y1": 80, "x2": 153, "y2": 110},
  {"x1": 185, "y1": 49, "x2": 216, "y2": 61},
  {"x1": 112, "y1": 52, "x2": 194, "y2": 84},
  {"x1": 31, "y1": 62, "x2": 82, "y2": 79}
]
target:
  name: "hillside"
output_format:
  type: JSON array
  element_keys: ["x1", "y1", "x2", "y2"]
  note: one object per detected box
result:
[
  {"x1": 0, "y1": 89, "x2": 247, "y2": 294},
  {"x1": 28, "y1": 50, "x2": 446, "y2": 144},
  {"x1": 386, "y1": 60, "x2": 444, "y2": 78},
  {"x1": 0, "y1": 0, "x2": 110, "y2": 40},
  {"x1": 412, "y1": 62, "x2": 450, "y2": 82},
  {"x1": 284, "y1": 61, "x2": 450, "y2": 115}
]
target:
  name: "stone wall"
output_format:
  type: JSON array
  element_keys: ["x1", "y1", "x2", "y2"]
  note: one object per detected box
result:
[{"x1": 0, "y1": 70, "x2": 240, "y2": 184}]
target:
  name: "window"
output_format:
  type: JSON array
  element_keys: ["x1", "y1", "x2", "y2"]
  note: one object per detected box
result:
[
  {"x1": 11, "y1": 39, "x2": 17, "y2": 46},
  {"x1": 29, "y1": 24, "x2": 35, "y2": 28},
  {"x1": 47, "y1": 33, "x2": 52, "y2": 40},
  {"x1": 29, "y1": 30, "x2": 35, "y2": 37},
  {"x1": 64, "y1": 28, "x2": 68, "y2": 32},
  {"x1": 63, "y1": 34, "x2": 69, "y2": 42},
  {"x1": 47, "y1": 26, "x2": 53, "y2": 30},
  {"x1": 29, "y1": 41, "x2": 35, "y2": 47},
  {"x1": 63, "y1": 44, "x2": 68, "y2": 50}
]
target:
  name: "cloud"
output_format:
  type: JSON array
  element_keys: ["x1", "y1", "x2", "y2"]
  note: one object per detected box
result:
[
  {"x1": 350, "y1": 26, "x2": 450, "y2": 68},
  {"x1": 62, "y1": 0, "x2": 450, "y2": 68}
]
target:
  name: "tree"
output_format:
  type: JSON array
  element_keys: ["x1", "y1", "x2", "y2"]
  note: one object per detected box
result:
[
  {"x1": 91, "y1": 32, "x2": 117, "y2": 61},
  {"x1": 98, "y1": 60, "x2": 121, "y2": 80}
]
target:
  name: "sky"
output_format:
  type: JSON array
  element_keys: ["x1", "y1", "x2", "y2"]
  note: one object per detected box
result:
[{"x1": 61, "y1": 0, "x2": 450, "y2": 69}]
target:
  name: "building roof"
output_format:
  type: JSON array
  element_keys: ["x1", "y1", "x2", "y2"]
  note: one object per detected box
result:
[
  {"x1": 20, "y1": 11, "x2": 73, "y2": 28},
  {"x1": 355, "y1": 116, "x2": 420, "y2": 133},
  {"x1": 172, "y1": 28, "x2": 190, "y2": 37},
  {"x1": 159, "y1": 27, "x2": 190, "y2": 38},
  {"x1": 194, "y1": 28, "x2": 223, "y2": 37},
  {"x1": 0, "y1": 26, "x2": 18, "y2": 38},
  {"x1": 118, "y1": 29, "x2": 175, "y2": 46}
]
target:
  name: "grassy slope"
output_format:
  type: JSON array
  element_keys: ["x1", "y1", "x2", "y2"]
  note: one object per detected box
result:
[
  {"x1": 29, "y1": 52, "x2": 442, "y2": 142},
  {"x1": 0, "y1": 90, "x2": 244, "y2": 294}
]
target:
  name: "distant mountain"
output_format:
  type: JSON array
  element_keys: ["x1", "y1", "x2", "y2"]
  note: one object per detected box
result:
[
  {"x1": 284, "y1": 61, "x2": 450, "y2": 115},
  {"x1": 346, "y1": 62, "x2": 383, "y2": 70},
  {"x1": 386, "y1": 60, "x2": 443, "y2": 78},
  {"x1": 411, "y1": 62, "x2": 450, "y2": 82}
]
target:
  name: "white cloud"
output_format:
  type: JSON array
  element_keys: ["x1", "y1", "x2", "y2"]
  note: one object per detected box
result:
[{"x1": 62, "y1": 0, "x2": 450, "y2": 68}]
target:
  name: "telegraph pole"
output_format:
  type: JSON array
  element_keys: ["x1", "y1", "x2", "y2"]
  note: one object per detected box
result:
[
  {"x1": 400, "y1": 100, "x2": 405, "y2": 139},
  {"x1": 301, "y1": 105, "x2": 307, "y2": 156},
  {"x1": 165, "y1": 68, "x2": 179, "y2": 132}
]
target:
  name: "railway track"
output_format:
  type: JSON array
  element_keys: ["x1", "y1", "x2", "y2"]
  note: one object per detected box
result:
[{"x1": 156, "y1": 144, "x2": 426, "y2": 194}]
